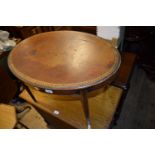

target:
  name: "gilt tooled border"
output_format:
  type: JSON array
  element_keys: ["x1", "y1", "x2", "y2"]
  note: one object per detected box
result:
[{"x1": 8, "y1": 49, "x2": 121, "y2": 90}]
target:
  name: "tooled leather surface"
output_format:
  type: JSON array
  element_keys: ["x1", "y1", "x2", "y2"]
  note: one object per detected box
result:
[{"x1": 8, "y1": 31, "x2": 121, "y2": 90}]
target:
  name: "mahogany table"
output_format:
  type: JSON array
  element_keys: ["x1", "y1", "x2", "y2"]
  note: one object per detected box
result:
[{"x1": 8, "y1": 31, "x2": 121, "y2": 128}]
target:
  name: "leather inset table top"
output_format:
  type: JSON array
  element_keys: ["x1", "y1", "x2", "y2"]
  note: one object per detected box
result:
[{"x1": 8, "y1": 31, "x2": 121, "y2": 90}]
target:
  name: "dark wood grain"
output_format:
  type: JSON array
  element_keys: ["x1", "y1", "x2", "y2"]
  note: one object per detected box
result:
[
  {"x1": 0, "y1": 66, "x2": 17, "y2": 103},
  {"x1": 113, "y1": 52, "x2": 136, "y2": 89}
]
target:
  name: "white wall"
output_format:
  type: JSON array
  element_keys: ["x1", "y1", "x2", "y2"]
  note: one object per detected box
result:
[{"x1": 96, "y1": 26, "x2": 125, "y2": 49}]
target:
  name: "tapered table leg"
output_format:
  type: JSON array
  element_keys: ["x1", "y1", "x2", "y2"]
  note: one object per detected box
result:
[
  {"x1": 80, "y1": 89, "x2": 91, "y2": 129},
  {"x1": 24, "y1": 84, "x2": 37, "y2": 102}
]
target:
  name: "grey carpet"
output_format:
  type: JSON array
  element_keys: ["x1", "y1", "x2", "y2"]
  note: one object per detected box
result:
[{"x1": 114, "y1": 65, "x2": 155, "y2": 129}]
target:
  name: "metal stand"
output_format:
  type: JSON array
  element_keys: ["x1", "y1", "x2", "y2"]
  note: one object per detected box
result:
[{"x1": 80, "y1": 89, "x2": 91, "y2": 129}]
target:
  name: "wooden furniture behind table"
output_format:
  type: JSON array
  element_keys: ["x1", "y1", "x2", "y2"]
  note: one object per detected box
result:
[
  {"x1": 110, "y1": 51, "x2": 137, "y2": 127},
  {"x1": 1, "y1": 26, "x2": 96, "y2": 39},
  {"x1": 0, "y1": 53, "x2": 17, "y2": 103},
  {"x1": 113, "y1": 52, "x2": 137, "y2": 90},
  {"x1": 0, "y1": 103, "x2": 17, "y2": 129},
  {"x1": 0, "y1": 38, "x2": 21, "y2": 103}
]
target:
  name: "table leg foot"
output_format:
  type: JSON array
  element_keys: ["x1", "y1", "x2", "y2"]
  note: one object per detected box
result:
[
  {"x1": 87, "y1": 119, "x2": 91, "y2": 129},
  {"x1": 80, "y1": 89, "x2": 91, "y2": 129}
]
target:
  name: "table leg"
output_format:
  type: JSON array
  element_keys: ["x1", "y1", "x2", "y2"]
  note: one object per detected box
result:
[
  {"x1": 24, "y1": 84, "x2": 37, "y2": 102},
  {"x1": 80, "y1": 89, "x2": 91, "y2": 129}
]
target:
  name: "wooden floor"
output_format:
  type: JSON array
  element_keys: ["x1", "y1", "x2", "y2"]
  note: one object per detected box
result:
[{"x1": 20, "y1": 85, "x2": 123, "y2": 129}]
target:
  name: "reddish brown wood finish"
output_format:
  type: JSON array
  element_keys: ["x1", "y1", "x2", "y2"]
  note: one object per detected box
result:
[{"x1": 8, "y1": 31, "x2": 121, "y2": 91}]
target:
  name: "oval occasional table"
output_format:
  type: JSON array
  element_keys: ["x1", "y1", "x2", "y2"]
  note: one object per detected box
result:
[{"x1": 8, "y1": 31, "x2": 121, "y2": 128}]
